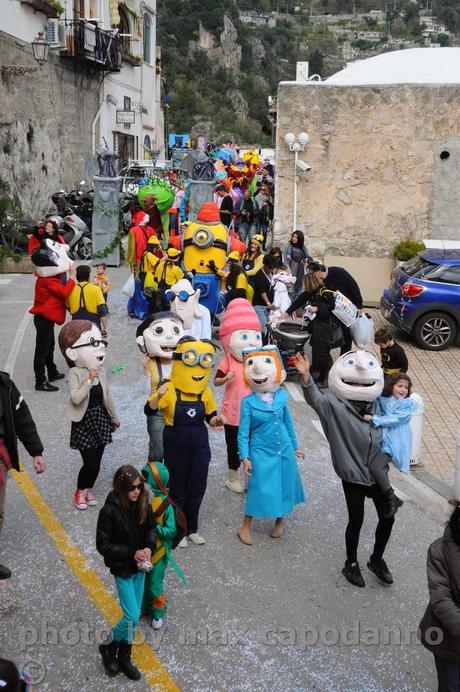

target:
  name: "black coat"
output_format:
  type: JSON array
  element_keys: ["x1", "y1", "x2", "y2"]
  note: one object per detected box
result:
[
  {"x1": 96, "y1": 491, "x2": 157, "y2": 578},
  {"x1": 0, "y1": 371, "x2": 44, "y2": 471},
  {"x1": 419, "y1": 527, "x2": 460, "y2": 662},
  {"x1": 323, "y1": 267, "x2": 363, "y2": 310}
]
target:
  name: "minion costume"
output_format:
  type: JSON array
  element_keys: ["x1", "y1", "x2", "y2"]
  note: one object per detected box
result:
[
  {"x1": 141, "y1": 461, "x2": 186, "y2": 627},
  {"x1": 157, "y1": 338, "x2": 220, "y2": 538}
]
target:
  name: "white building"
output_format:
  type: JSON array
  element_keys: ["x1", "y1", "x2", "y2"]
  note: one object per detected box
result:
[{"x1": 1, "y1": 0, "x2": 163, "y2": 172}]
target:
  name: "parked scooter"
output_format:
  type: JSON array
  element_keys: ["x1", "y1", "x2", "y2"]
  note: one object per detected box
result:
[{"x1": 50, "y1": 182, "x2": 93, "y2": 260}]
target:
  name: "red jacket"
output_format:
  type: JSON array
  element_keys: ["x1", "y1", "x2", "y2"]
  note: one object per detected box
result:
[{"x1": 30, "y1": 275, "x2": 75, "y2": 324}]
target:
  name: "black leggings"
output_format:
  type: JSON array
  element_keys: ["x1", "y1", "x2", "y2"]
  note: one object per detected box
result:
[
  {"x1": 77, "y1": 446, "x2": 105, "y2": 490},
  {"x1": 224, "y1": 424, "x2": 240, "y2": 471},
  {"x1": 33, "y1": 315, "x2": 57, "y2": 384},
  {"x1": 342, "y1": 480, "x2": 395, "y2": 563}
]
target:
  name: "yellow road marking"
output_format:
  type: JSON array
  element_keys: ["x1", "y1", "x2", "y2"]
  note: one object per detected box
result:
[{"x1": 12, "y1": 465, "x2": 179, "y2": 692}]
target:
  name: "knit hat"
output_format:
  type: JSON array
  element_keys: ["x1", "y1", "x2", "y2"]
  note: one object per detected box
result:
[
  {"x1": 167, "y1": 247, "x2": 181, "y2": 260},
  {"x1": 252, "y1": 234, "x2": 264, "y2": 245},
  {"x1": 219, "y1": 298, "x2": 260, "y2": 337},
  {"x1": 148, "y1": 234, "x2": 160, "y2": 245},
  {"x1": 197, "y1": 202, "x2": 220, "y2": 224}
]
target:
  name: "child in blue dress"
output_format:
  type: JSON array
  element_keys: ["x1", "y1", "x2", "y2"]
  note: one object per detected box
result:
[{"x1": 237, "y1": 346, "x2": 305, "y2": 545}]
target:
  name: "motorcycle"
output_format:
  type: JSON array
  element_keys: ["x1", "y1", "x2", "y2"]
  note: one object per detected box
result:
[{"x1": 50, "y1": 182, "x2": 93, "y2": 260}]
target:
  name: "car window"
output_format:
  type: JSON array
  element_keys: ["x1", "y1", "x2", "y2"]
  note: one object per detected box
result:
[
  {"x1": 403, "y1": 257, "x2": 438, "y2": 279},
  {"x1": 433, "y1": 266, "x2": 460, "y2": 285}
]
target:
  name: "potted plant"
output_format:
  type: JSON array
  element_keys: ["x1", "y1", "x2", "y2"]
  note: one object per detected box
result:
[
  {"x1": 0, "y1": 179, "x2": 34, "y2": 273},
  {"x1": 393, "y1": 237, "x2": 426, "y2": 263}
]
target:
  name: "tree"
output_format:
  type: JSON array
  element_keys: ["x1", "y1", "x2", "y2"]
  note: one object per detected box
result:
[{"x1": 436, "y1": 32, "x2": 450, "y2": 45}]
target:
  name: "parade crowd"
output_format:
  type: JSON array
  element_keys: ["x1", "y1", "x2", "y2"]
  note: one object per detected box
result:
[{"x1": 0, "y1": 150, "x2": 459, "y2": 691}]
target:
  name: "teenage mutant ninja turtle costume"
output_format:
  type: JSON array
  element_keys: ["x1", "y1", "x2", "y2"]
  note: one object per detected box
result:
[{"x1": 141, "y1": 461, "x2": 186, "y2": 628}]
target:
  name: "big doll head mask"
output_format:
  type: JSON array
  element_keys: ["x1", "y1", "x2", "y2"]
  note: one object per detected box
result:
[
  {"x1": 171, "y1": 337, "x2": 219, "y2": 395},
  {"x1": 219, "y1": 298, "x2": 261, "y2": 362},
  {"x1": 243, "y1": 346, "x2": 286, "y2": 393},
  {"x1": 59, "y1": 321, "x2": 106, "y2": 370},
  {"x1": 328, "y1": 350, "x2": 384, "y2": 402},
  {"x1": 167, "y1": 279, "x2": 201, "y2": 329},
  {"x1": 31, "y1": 238, "x2": 72, "y2": 277},
  {"x1": 136, "y1": 312, "x2": 184, "y2": 359}
]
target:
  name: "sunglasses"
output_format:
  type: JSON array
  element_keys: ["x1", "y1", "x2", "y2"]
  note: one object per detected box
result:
[
  {"x1": 129, "y1": 481, "x2": 144, "y2": 492},
  {"x1": 165, "y1": 289, "x2": 193, "y2": 303},
  {"x1": 70, "y1": 337, "x2": 108, "y2": 349}
]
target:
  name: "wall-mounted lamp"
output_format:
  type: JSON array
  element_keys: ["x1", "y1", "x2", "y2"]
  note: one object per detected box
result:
[{"x1": 2, "y1": 32, "x2": 50, "y2": 82}]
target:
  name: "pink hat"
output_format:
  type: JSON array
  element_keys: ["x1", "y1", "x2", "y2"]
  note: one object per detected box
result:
[{"x1": 219, "y1": 298, "x2": 260, "y2": 337}]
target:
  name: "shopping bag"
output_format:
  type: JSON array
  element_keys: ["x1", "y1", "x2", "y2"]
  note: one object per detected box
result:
[
  {"x1": 121, "y1": 273, "x2": 135, "y2": 298},
  {"x1": 350, "y1": 313, "x2": 374, "y2": 349},
  {"x1": 332, "y1": 290, "x2": 358, "y2": 327}
]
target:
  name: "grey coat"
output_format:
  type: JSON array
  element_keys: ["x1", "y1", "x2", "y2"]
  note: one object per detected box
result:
[
  {"x1": 67, "y1": 366, "x2": 117, "y2": 423},
  {"x1": 302, "y1": 377, "x2": 383, "y2": 485},
  {"x1": 418, "y1": 527, "x2": 460, "y2": 662}
]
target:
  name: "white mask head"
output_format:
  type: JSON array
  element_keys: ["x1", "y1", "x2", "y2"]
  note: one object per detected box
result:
[
  {"x1": 136, "y1": 312, "x2": 184, "y2": 358},
  {"x1": 328, "y1": 350, "x2": 384, "y2": 402},
  {"x1": 229, "y1": 329, "x2": 262, "y2": 361},
  {"x1": 64, "y1": 324, "x2": 107, "y2": 370},
  {"x1": 168, "y1": 279, "x2": 201, "y2": 329},
  {"x1": 31, "y1": 238, "x2": 72, "y2": 277}
]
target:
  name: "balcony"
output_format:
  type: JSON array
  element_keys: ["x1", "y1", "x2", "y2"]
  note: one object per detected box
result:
[
  {"x1": 21, "y1": 0, "x2": 60, "y2": 17},
  {"x1": 61, "y1": 21, "x2": 122, "y2": 72}
]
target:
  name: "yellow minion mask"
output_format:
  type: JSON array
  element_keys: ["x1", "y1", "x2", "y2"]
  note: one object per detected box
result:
[
  {"x1": 182, "y1": 202, "x2": 229, "y2": 274},
  {"x1": 171, "y1": 338, "x2": 219, "y2": 395}
]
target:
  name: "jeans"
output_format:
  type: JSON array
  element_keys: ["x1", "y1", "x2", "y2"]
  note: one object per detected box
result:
[
  {"x1": 238, "y1": 222, "x2": 257, "y2": 243},
  {"x1": 33, "y1": 315, "x2": 58, "y2": 384},
  {"x1": 254, "y1": 305, "x2": 268, "y2": 335},
  {"x1": 146, "y1": 411, "x2": 164, "y2": 461},
  {"x1": 434, "y1": 655, "x2": 460, "y2": 692},
  {"x1": 113, "y1": 572, "x2": 145, "y2": 643}
]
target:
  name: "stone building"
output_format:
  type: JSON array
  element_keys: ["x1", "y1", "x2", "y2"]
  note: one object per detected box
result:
[
  {"x1": 274, "y1": 48, "x2": 460, "y2": 265},
  {"x1": 0, "y1": 0, "x2": 162, "y2": 217}
]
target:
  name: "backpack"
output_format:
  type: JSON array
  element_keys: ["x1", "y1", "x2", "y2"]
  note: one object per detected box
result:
[{"x1": 148, "y1": 461, "x2": 187, "y2": 549}]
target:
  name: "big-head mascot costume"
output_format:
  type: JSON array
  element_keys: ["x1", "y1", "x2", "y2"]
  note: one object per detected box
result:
[
  {"x1": 167, "y1": 278, "x2": 211, "y2": 340},
  {"x1": 150, "y1": 338, "x2": 224, "y2": 545},
  {"x1": 237, "y1": 346, "x2": 305, "y2": 546},
  {"x1": 30, "y1": 239, "x2": 75, "y2": 391},
  {"x1": 297, "y1": 350, "x2": 398, "y2": 588},
  {"x1": 215, "y1": 299, "x2": 261, "y2": 493},
  {"x1": 136, "y1": 312, "x2": 184, "y2": 462}
]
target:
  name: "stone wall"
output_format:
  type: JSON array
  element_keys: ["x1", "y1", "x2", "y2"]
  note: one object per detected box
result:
[
  {"x1": 0, "y1": 31, "x2": 100, "y2": 218},
  {"x1": 274, "y1": 82, "x2": 460, "y2": 257}
]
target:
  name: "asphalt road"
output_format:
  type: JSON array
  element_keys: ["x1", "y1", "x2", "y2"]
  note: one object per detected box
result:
[{"x1": 0, "y1": 267, "x2": 449, "y2": 691}]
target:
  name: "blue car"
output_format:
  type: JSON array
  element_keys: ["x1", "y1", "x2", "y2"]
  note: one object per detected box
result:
[{"x1": 380, "y1": 250, "x2": 460, "y2": 350}]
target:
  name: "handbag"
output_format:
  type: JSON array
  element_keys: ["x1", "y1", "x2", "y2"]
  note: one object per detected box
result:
[
  {"x1": 332, "y1": 290, "x2": 358, "y2": 327},
  {"x1": 330, "y1": 320, "x2": 345, "y2": 349},
  {"x1": 350, "y1": 313, "x2": 374, "y2": 349},
  {"x1": 121, "y1": 273, "x2": 135, "y2": 298}
]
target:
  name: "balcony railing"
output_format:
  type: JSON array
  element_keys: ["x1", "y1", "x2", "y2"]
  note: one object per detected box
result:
[
  {"x1": 61, "y1": 21, "x2": 122, "y2": 72},
  {"x1": 21, "y1": 0, "x2": 59, "y2": 17}
]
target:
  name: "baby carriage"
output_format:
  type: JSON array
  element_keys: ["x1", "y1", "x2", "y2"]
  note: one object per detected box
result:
[{"x1": 266, "y1": 317, "x2": 311, "y2": 376}]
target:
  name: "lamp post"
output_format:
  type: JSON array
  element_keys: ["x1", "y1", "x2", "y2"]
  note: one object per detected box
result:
[
  {"x1": 284, "y1": 131, "x2": 310, "y2": 234},
  {"x1": 2, "y1": 31, "x2": 50, "y2": 81}
]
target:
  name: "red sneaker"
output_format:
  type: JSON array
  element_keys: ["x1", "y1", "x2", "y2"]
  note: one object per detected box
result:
[
  {"x1": 85, "y1": 488, "x2": 97, "y2": 506},
  {"x1": 74, "y1": 489, "x2": 88, "y2": 510}
]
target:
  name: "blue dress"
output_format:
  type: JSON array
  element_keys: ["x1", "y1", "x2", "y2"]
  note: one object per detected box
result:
[
  {"x1": 372, "y1": 396, "x2": 418, "y2": 474},
  {"x1": 238, "y1": 389, "x2": 306, "y2": 519}
]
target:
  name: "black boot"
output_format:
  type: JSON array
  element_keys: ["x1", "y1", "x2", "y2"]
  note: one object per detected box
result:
[
  {"x1": 383, "y1": 488, "x2": 403, "y2": 519},
  {"x1": 0, "y1": 563, "x2": 12, "y2": 580},
  {"x1": 118, "y1": 642, "x2": 141, "y2": 681},
  {"x1": 98, "y1": 640, "x2": 120, "y2": 677},
  {"x1": 342, "y1": 560, "x2": 365, "y2": 587}
]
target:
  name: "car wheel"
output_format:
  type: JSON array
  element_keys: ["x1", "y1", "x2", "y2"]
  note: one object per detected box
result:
[{"x1": 413, "y1": 312, "x2": 457, "y2": 351}]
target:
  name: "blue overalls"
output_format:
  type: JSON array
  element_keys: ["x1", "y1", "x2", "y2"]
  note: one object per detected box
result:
[
  {"x1": 71, "y1": 284, "x2": 101, "y2": 329},
  {"x1": 163, "y1": 391, "x2": 211, "y2": 535}
]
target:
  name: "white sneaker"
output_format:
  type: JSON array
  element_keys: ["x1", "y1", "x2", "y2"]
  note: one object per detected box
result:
[
  {"x1": 152, "y1": 617, "x2": 163, "y2": 630},
  {"x1": 188, "y1": 533, "x2": 206, "y2": 545},
  {"x1": 177, "y1": 537, "x2": 188, "y2": 548},
  {"x1": 225, "y1": 478, "x2": 244, "y2": 494},
  {"x1": 85, "y1": 488, "x2": 97, "y2": 506}
]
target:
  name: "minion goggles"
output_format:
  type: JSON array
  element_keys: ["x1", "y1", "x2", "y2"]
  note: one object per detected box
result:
[
  {"x1": 165, "y1": 289, "x2": 194, "y2": 302},
  {"x1": 184, "y1": 227, "x2": 228, "y2": 251},
  {"x1": 172, "y1": 348, "x2": 216, "y2": 368}
]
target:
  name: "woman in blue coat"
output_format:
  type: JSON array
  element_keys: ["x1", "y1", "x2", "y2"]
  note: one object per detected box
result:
[{"x1": 237, "y1": 346, "x2": 305, "y2": 545}]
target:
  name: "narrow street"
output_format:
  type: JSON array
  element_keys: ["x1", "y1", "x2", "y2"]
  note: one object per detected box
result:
[{"x1": 0, "y1": 267, "x2": 448, "y2": 691}]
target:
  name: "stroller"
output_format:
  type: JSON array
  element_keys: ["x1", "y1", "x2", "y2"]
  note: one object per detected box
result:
[{"x1": 266, "y1": 317, "x2": 311, "y2": 376}]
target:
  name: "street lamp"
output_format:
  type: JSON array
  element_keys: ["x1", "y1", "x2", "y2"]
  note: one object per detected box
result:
[
  {"x1": 284, "y1": 132, "x2": 311, "y2": 233},
  {"x1": 2, "y1": 31, "x2": 50, "y2": 82}
]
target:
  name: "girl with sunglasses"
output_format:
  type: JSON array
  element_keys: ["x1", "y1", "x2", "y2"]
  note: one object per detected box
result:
[
  {"x1": 58, "y1": 320, "x2": 120, "y2": 511},
  {"x1": 96, "y1": 464, "x2": 157, "y2": 681}
]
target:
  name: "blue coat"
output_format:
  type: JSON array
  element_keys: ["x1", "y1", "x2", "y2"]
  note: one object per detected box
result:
[
  {"x1": 238, "y1": 389, "x2": 305, "y2": 519},
  {"x1": 373, "y1": 396, "x2": 418, "y2": 474}
]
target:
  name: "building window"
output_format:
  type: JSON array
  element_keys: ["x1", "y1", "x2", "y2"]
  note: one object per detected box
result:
[
  {"x1": 118, "y1": 5, "x2": 131, "y2": 55},
  {"x1": 143, "y1": 135, "x2": 151, "y2": 160},
  {"x1": 143, "y1": 13, "x2": 151, "y2": 64},
  {"x1": 114, "y1": 132, "x2": 136, "y2": 170},
  {"x1": 75, "y1": 0, "x2": 99, "y2": 18}
]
